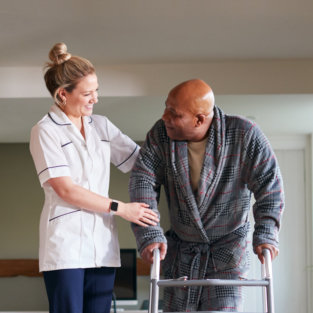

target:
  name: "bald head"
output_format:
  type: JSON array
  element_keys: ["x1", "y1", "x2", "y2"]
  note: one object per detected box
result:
[
  {"x1": 168, "y1": 79, "x2": 215, "y2": 115},
  {"x1": 162, "y1": 79, "x2": 215, "y2": 141}
]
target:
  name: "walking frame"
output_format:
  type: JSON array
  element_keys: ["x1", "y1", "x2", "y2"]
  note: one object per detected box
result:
[{"x1": 148, "y1": 249, "x2": 275, "y2": 313}]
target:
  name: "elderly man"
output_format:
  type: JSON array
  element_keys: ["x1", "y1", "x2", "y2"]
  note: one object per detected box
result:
[{"x1": 129, "y1": 79, "x2": 284, "y2": 312}]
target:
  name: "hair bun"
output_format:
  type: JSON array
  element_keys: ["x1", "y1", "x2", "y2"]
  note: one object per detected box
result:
[{"x1": 48, "y1": 42, "x2": 72, "y2": 65}]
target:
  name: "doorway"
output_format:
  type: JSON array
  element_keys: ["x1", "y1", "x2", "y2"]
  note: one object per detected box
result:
[{"x1": 244, "y1": 142, "x2": 310, "y2": 312}]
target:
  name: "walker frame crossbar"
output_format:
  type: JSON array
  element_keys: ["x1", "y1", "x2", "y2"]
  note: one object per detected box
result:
[{"x1": 148, "y1": 249, "x2": 275, "y2": 313}]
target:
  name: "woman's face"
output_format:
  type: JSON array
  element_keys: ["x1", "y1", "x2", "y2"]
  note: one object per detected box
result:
[{"x1": 62, "y1": 73, "x2": 99, "y2": 118}]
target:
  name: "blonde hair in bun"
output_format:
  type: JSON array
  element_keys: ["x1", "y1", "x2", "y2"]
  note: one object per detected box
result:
[
  {"x1": 44, "y1": 42, "x2": 95, "y2": 106},
  {"x1": 48, "y1": 42, "x2": 72, "y2": 65}
]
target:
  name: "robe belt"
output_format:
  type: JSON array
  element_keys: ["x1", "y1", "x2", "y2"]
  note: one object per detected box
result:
[
  {"x1": 187, "y1": 244, "x2": 210, "y2": 309},
  {"x1": 170, "y1": 231, "x2": 216, "y2": 310}
]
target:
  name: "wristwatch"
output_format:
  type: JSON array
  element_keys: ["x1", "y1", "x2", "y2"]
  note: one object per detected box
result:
[{"x1": 110, "y1": 201, "x2": 119, "y2": 214}]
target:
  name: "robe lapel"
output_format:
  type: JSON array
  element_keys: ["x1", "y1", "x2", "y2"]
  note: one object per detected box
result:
[{"x1": 197, "y1": 106, "x2": 226, "y2": 215}]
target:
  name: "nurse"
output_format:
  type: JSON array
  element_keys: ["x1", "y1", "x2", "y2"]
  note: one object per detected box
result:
[{"x1": 30, "y1": 42, "x2": 159, "y2": 313}]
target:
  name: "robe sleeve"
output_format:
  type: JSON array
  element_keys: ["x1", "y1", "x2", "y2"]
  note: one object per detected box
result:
[
  {"x1": 241, "y1": 123, "x2": 285, "y2": 251},
  {"x1": 129, "y1": 121, "x2": 167, "y2": 253}
]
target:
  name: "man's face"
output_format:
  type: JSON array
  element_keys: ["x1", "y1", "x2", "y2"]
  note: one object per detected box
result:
[{"x1": 162, "y1": 94, "x2": 197, "y2": 141}]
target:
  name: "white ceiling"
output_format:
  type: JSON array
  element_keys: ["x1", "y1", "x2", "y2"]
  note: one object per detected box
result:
[
  {"x1": 1, "y1": 0, "x2": 313, "y2": 66},
  {"x1": 1, "y1": 0, "x2": 313, "y2": 142}
]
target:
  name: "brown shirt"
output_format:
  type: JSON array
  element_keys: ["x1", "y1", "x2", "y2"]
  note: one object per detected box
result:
[{"x1": 187, "y1": 136, "x2": 208, "y2": 193}]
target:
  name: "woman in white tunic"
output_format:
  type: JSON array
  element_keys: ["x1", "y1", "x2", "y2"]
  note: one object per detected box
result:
[{"x1": 30, "y1": 43, "x2": 158, "y2": 313}]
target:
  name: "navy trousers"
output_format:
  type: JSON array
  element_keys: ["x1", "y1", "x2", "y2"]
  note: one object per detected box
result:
[{"x1": 43, "y1": 267, "x2": 116, "y2": 313}]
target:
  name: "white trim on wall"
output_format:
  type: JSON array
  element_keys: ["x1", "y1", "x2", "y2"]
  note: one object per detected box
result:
[{"x1": 305, "y1": 134, "x2": 313, "y2": 313}]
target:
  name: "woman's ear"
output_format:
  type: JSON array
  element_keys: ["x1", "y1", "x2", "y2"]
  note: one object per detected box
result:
[
  {"x1": 58, "y1": 88, "x2": 67, "y2": 102},
  {"x1": 55, "y1": 88, "x2": 68, "y2": 107}
]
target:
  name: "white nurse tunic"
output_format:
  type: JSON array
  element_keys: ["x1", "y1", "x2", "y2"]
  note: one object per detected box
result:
[{"x1": 30, "y1": 104, "x2": 139, "y2": 272}]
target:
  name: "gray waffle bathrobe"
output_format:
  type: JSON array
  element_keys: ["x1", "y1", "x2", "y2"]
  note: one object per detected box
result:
[{"x1": 129, "y1": 106, "x2": 284, "y2": 312}]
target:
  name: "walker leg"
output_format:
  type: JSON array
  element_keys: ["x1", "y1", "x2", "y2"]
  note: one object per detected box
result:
[
  {"x1": 149, "y1": 278, "x2": 159, "y2": 313},
  {"x1": 261, "y1": 263, "x2": 268, "y2": 312},
  {"x1": 148, "y1": 249, "x2": 161, "y2": 313},
  {"x1": 262, "y1": 249, "x2": 275, "y2": 313}
]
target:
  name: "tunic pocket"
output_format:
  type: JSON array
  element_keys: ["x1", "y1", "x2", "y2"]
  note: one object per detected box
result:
[
  {"x1": 49, "y1": 209, "x2": 81, "y2": 222},
  {"x1": 46, "y1": 208, "x2": 82, "y2": 264}
]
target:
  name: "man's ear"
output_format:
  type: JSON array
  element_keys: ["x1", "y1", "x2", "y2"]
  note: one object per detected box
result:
[{"x1": 195, "y1": 114, "x2": 206, "y2": 127}]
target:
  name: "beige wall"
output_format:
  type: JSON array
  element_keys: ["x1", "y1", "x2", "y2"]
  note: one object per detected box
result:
[
  {"x1": 0, "y1": 144, "x2": 42, "y2": 258},
  {"x1": 0, "y1": 144, "x2": 46, "y2": 310}
]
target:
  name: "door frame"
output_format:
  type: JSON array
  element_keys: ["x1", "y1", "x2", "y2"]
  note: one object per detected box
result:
[{"x1": 268, "y1": 134, "x2": 313, "y2": 313}]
